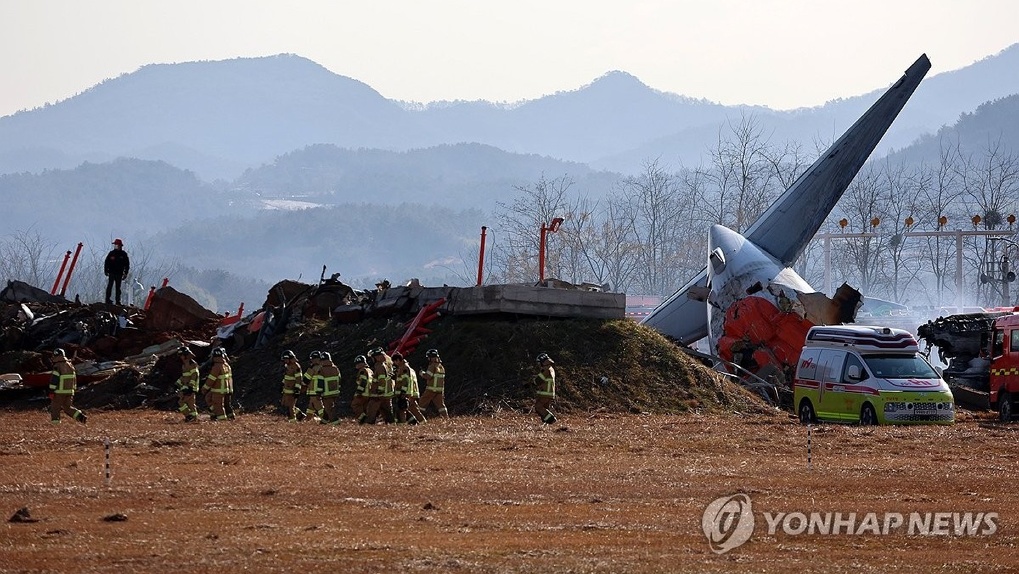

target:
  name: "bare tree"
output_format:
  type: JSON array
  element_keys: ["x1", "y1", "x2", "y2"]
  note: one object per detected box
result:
[
  {"x1": 562, "y1": 194, "x2": 641, "y2": 292},
  {"x1": 957, "y1": 137, "x2": 1019, "y2": 306},
  {"x1": 912, "y1": 139, "x2": 965, "y2": 307},
  {"x1": 0, "y1": 227, "x2": 60, "y2": 288},
  {"x1": 616, "y1": 159, "x2": 689, "y2": 295},
  {"x1": 698, "y1": 113, "x2": 785, "y2": 232},
  {"x1": 832, "y1": 165, "x2": 888, "y2": 294},
  {"x1": 491, "y1": 174, "x2": 579, "y2": 284},
  {"x1": 879, "y1": 160, "x2": 924, "y2": 303}
]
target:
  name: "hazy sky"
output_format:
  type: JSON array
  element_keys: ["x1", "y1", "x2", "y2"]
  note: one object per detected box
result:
[{"x1": 1, "y1": 0, "x2": 1016, "y2": 118}]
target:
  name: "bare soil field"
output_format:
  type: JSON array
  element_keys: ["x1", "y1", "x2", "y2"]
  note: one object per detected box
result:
[{"x1": 1, "y1": 409, "x2": 1018, "y2": 573}]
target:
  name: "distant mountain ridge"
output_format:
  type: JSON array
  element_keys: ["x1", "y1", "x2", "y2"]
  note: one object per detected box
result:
[
  {"x1": 235, "y1": 142, "x2": 617, "y2": 208},
  {"x1": 2, "y1": 46, "x2": 1018, "y2": 180}
]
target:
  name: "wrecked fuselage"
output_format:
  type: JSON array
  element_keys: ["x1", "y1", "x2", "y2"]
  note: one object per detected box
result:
[{"x1": 705, "y1": 224, "x2": 861, "y2": 385}]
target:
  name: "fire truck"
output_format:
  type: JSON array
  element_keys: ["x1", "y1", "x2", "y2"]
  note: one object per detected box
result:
[{"x1": 916, "y1": 310, "x2": 1019, "y2": 421}]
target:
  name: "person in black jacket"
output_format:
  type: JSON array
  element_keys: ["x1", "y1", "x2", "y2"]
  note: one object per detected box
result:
[{"x1": 104, "y1": 238, "x2": 131, "y2": 305}]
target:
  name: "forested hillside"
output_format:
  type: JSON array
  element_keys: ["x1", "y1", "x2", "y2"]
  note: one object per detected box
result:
[
  {"x1": 236, "y1": 143, "x2": 618, "y2": 208},
  {"x1": 0, "y1": 158, "x2": 231, "y2": 243},
  {"x1": 887, "y1": 94, "x2": 1019, "y2": 165},
  {"x1": 145, "y1": 203, "x2": 487, "y2": 288}
]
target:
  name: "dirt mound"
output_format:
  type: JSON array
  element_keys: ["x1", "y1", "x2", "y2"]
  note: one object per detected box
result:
[{"x1": 227, "y1": 316, "x2": 773, "y2": 417}]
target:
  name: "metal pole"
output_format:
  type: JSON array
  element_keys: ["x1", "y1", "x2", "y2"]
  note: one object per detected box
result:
[
  {"x1": 956, "y1": 229, "x2": 964, "y2": 313},
  {"x1": 823, "y1": 236, "x2": 831, "y2": 295},
  {"x1": 477, "y1": 226, "x2": 487, "y2": 286},
  {"x1": 144, "y1": 286, "x2": 156, "y2": 310},
  {"x1": 59, "y1": 242, "x2": 83, "y2": 297},
  {"x1": 1004, "y1": 256, "x2": 1011, "y2": 307},
  {"x1": 538, "y1": 225, "x2": 548, "y2": 283},
  {"x1": 51, "y1": 250, "x2": 71, "y2": 295}
]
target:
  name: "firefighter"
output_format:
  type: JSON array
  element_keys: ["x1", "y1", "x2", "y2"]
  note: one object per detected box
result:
[
  {"x1": 532, "y1": 353, "x2": 557, "y2": 424},
  {"x1": 368, "y1": 347, "x2": 395, "y2": 422},
  {"x1": 303, "y1": 351, "x2": 324, "y2": 422},
  {"x1": 319, "y1": 352, "x2": 342, "y2": 425},
  {"x1": 393, "y1": 352, "x2": 424, "y2": 424},
  {"x1": 353, "y1": 355, "x2": 373, "y2": 423},
  {"x1": 363, "y1": 349, "x2": 395, "y2": 424},
  {"x1": 48, "y1": 348, "x2": 87, "y2": 424},
  {"x1": 175, "y1": 346, "x2": 200, "y2": 422},
  {"x1": 418, "y1": 348, "x2": 448, "y2": 418},
  {"x1": 280, "y1": 350, "x2": 303, "y2": 422},
  {"x1": 201, "y1": 347, "x2": 233, "y2": 421},
  {"x1": 369, "y1": 347, "x2": 394, "y2": 380}
]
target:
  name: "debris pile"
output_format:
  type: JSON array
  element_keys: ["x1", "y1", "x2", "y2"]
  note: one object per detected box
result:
[{"x1": 1, "y1": 276, "x2": 771, "y2": 417}]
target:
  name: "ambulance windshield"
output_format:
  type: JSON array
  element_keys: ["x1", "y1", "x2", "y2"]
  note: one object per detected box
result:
[{"x1": 862, "y1": 354, "x2": 939, "y2": 379}]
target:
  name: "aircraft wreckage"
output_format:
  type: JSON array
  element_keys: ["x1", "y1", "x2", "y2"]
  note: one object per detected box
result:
[{"x1": 642, "y1": 54, "x2": 932, "y2": 388}]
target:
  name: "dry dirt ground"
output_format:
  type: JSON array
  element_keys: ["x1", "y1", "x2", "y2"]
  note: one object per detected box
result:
[{"x1": 1, "y1": 408, "x2": 1018, "y2": 573}]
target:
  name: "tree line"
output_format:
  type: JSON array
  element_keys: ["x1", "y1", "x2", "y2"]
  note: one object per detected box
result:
[
  {"x1": 480, "y1": 115, "x2": 1019, "y2": 310},
  {"x1": 3, "y1": 113, "x2": 1018, "y2": 313}
]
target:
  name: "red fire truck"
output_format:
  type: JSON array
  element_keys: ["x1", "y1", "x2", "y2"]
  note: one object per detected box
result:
[{"x1": 917, "y1": 310, "x2": 1019, "y2": 421}]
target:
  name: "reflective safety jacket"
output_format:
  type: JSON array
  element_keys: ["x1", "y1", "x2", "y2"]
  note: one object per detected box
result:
[
  {"x1": 395, "y1": 365, "x2": 420, "y2": 397},
  {"x1": 49, "y1": 360, "x2": 76, "y2": 395},
  {"x1": 371, "y1": 364, "x2": 395, "y2": 397},
  {"x1": 355, "y1": 367, "x2": 374, "y2": 397},
  {"x1": 205, "y1": 363, "x2": 234, "y2": 394},
  {"x1": 282, "y1": 363, "x2": 303, "y2": 395},
  {"x1": 536, "y1": 365, "x2": 556, "y2": 398},
  {"x1": 319, "y1": 364, "x2": 341, "y2": 397},
  {"x1": 176, "y1": 359, "x2": 200, "y2": 392},
  {"x1": 303, "y1": 364, "x2": 322, "y2": 395},
  {"x1": 422, "y1": 361, "x2": 446, "y2": 393}
]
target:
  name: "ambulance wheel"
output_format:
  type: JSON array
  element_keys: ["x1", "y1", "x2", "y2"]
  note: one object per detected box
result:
[
  {"x1": 1000, "y1": 393, "x2": 1013, "y2": 423},
  {"x1": 860, "y1": 403, "x2": 878, "y2": 426},
  {"x1": 798, "y1": 399, "x2": 816, "y2": 424}
]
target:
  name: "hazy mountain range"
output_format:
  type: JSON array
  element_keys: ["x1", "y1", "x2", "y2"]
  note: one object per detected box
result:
[{"x1": 3, "y1": 45, "x2": 1019, "y2": 181}]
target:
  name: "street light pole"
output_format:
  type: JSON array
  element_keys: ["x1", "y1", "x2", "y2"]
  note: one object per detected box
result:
[{"x1": 538, "y1": 217, "x2": 564, "y2": 283}]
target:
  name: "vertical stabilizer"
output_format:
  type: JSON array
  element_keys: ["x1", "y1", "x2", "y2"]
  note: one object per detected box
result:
[{"x1": 748, "y1": 54, "x2": 931, "y2": 265}]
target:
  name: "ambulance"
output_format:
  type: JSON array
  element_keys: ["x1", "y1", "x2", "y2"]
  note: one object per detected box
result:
[{"x1": 793, "y1": 325, "x2": 955, "y2": 425}]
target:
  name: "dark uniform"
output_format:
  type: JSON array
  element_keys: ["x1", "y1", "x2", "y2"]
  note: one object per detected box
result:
[{"x1": 104, "y1": 239, "x2": 130, "y2": 305}]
